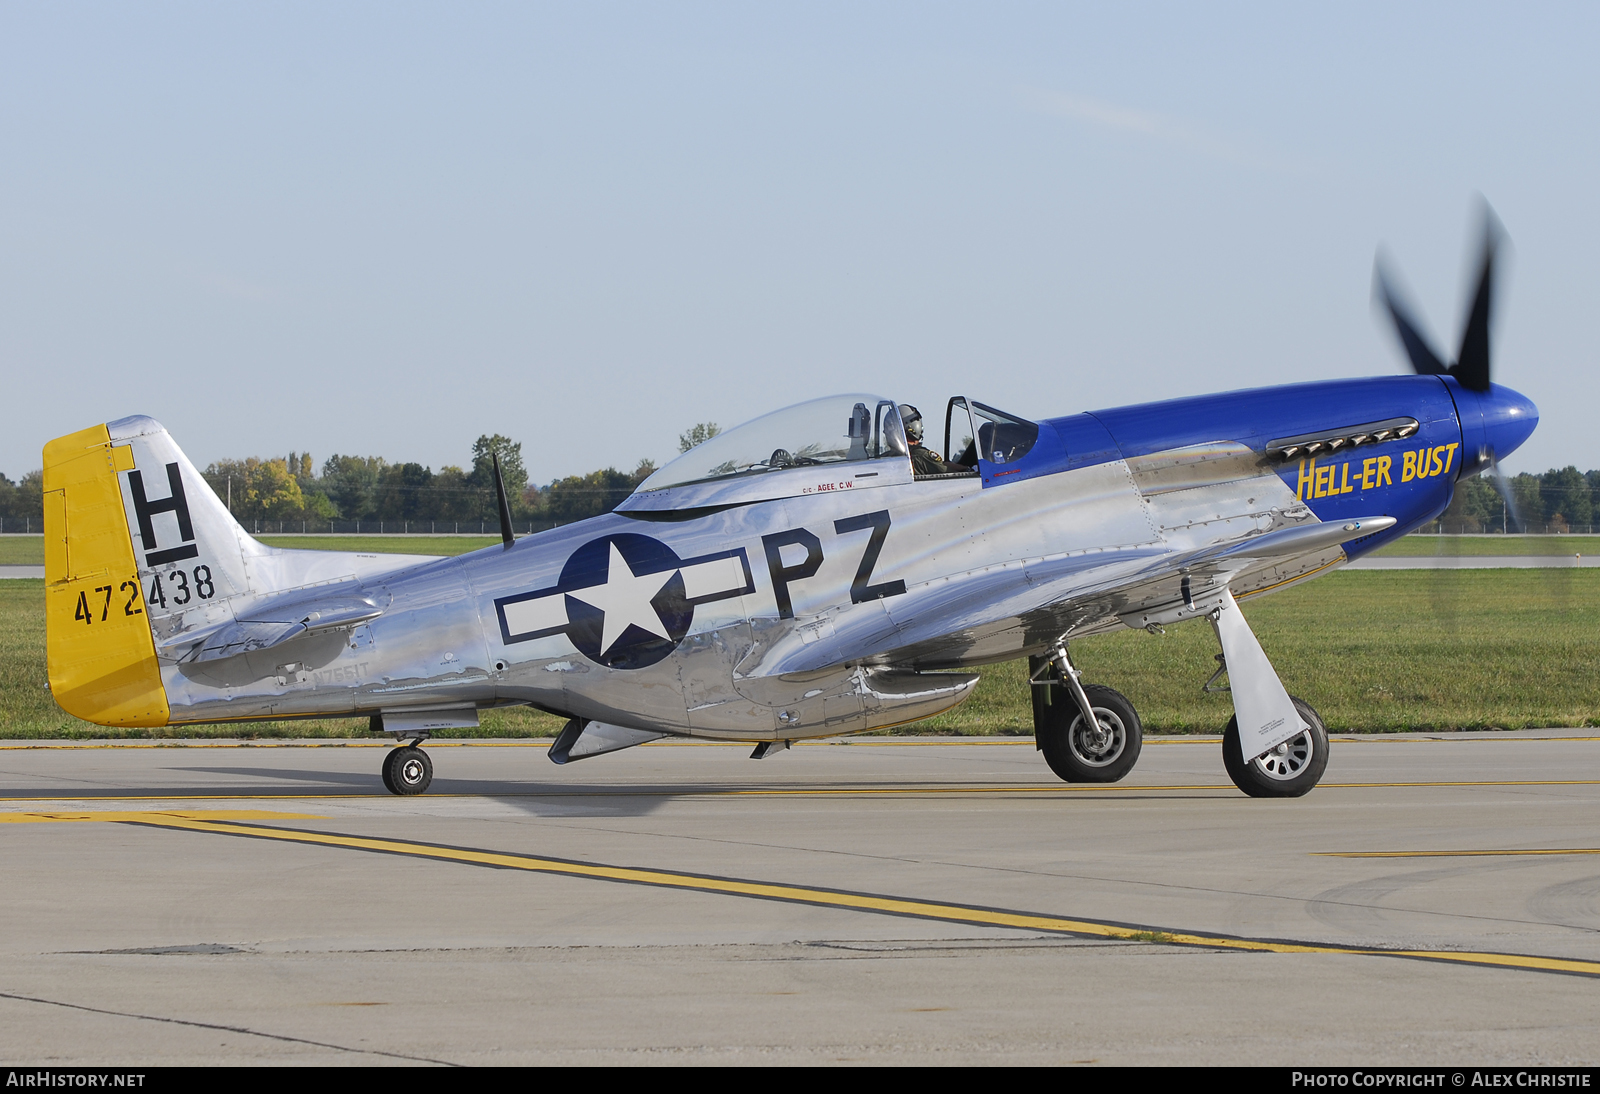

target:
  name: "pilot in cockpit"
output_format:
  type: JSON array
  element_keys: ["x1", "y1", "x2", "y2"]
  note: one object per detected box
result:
[{"x1": 899, "y1": 405, "x2": 963, "y2": 476}]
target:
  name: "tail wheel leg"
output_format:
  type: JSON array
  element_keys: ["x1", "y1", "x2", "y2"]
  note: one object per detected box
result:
[
  {"x1": 1222, "y1": 696, "x2": 1328, "y2": 798},
  {"x1": 382, "y1": 744, "x2": 433, "y2": 796}
]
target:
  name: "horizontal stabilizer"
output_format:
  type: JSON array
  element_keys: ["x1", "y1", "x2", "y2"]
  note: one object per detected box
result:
[{"x1": 159, "y1": 594, "x2": 383, "y2": 663}]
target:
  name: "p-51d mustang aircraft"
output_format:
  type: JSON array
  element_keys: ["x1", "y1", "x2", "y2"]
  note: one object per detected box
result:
[{"x1": 43, "y1": 218, "x2": 1536, "y2": 798}]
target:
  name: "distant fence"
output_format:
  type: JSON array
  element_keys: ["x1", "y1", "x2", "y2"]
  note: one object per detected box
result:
[
  {"x1": 1419, "y1": 523, "x2": 1595, "y2": 536},
  {"x1": 231, "y1": 519, "x2": 569, "y2": 536}
]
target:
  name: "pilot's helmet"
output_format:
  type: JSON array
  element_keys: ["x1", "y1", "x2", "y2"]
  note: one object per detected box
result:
[{"x1": 899, "y1": 404, "x2": 924, "y2": 443}]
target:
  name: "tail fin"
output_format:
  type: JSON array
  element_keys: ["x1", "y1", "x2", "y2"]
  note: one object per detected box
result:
[{"x1": 45, "y1": 415, "x2": 446, "y2": 728}]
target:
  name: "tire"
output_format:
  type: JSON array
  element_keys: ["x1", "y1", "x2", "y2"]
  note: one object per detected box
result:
[
  {"x1": 1222, "y1": 697, "x2": 1328, "y2": 798},
  {"x1": 1038, "y1": 684, "x2": 1143, "y2": 783},
  {"x1": 382, "y1": 745, "x2": 433, "y2": 796}
]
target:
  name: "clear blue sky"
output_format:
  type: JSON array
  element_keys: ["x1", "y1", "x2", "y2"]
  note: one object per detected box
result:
[{"x1": 3, "y1": 2, "x2": 1595, "y2": 482}]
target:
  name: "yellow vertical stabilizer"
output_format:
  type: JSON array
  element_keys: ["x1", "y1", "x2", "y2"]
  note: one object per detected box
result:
[{"x1": 43, "y1": 424, "x2": 169, "y2": 727}]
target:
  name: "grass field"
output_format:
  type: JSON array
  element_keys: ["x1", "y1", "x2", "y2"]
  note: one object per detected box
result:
[
  {"x1": 923, "y1": 568, "x2": 1600, "y2": 734},
  {"x1": 0, "y1": 536, "x2": 44, "y2": 564},
  {"x1": 3, "y1": 567, "x2": 1595, "y2": 738},
  {"x1": 1371, "y1": 535, "x2": 1600, "y2": 557}
]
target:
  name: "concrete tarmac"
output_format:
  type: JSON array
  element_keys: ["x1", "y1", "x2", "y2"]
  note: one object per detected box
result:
[{"x1": 2, "y1": 733, "x2": 1599, "y2": 1066}]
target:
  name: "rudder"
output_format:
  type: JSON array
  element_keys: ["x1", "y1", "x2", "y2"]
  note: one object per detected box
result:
[{"x1": 43, "y1": 424, "x2": 170, "y2": 726}]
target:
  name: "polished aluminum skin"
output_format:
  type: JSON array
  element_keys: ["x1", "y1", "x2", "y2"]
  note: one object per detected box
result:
[{"x1": 102, "y1": 390, "x2": 1402, "y2": 753}]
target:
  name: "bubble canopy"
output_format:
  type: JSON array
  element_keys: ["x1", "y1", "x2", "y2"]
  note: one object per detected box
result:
[{"x1": 639, "y1": 395, "x2": 909, "y2": 492}]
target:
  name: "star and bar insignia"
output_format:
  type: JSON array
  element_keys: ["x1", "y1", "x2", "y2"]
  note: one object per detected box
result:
[{"x1": 493, "y1": 533, "x2": 754, "y2": 670}]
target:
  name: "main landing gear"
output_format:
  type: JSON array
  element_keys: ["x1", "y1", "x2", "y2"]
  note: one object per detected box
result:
[
  {"x1": 1030, "y1": 647, "x2": 1143, "y2": 783},
  {"x1": 381, "y1": 742, "x2": 433, "y2": 796},
  {"x1": 1031, "y1": 603, "x2": 1330, "y2": 798}
]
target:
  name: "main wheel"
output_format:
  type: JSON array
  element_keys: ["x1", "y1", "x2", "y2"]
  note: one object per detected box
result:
[
  {"x1": 382, "y1": 745, "x2": 433, "y2": 796},
  {"x1": 1038, "y1": 684, "x2": 1143, "y2": 783},
  {"x1": 1222, "y1": 697, "x2": 1328, "y2": 798}
]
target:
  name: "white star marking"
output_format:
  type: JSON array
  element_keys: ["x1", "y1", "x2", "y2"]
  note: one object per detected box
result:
[{"x1": 567, "y1": 543, "x2": 676, "y2": 656}]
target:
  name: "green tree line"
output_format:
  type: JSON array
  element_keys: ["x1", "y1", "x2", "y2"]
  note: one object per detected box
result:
[
  {"x1": 0, "y1": 472, "x2": 44, "y2": 522},
  {"x1": 188, "y1": 426, "x2": 729, "y2": 528},
  {"x1": 2, "y1": 425, "x2": 725, "y2": 529},
  {"x1": 1438, "y1": 467, "x2": 1600, "y2": 534},
  {"x1": 196, "y1": 434, "x2": 666, "y2": 527}
]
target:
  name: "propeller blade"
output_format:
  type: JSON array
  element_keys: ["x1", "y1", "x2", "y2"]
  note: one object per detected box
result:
[
  {"x1": 1374, "y1": 259, "x2": 1449, "y2": 376},
  {"x1": 1452, "y1": 206, "x2": 1503, "y2": 392},
  {"x1": 1485, "y1": 452, "x2": 1524, "y2": 534}
]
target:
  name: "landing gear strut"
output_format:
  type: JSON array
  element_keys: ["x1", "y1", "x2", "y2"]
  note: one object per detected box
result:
[
  {"x1": 382, "y1": 743, "x2": 433, "y2": 796},
  {"x1": 1206, "y1": 593, "x2": 1329, "y2": 798},
  {"x1": 1030, "y1": 646, "x2": 1143, "y2": 783}
]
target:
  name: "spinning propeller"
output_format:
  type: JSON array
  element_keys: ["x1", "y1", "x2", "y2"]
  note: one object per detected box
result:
[{"x1": 1373, "y1": 203, "x2": 1525, "y2": 530}]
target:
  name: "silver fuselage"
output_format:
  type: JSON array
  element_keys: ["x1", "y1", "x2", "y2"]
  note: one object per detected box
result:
[{"x1": 153, "y1": 440, "x2": 1330, "y2": 740}]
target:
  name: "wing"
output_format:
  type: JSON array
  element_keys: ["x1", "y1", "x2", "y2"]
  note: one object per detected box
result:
[{"x1": 743, "y1": 516, "x2": 1394, "y2": 677}]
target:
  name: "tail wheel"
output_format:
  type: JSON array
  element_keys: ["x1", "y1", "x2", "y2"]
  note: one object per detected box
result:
[
  {"x1": 1038, "y1": 684, "x2": 1143, "y2": 783},
  {"x1": 382, "y1": 745, "x2": 433, "y2": 796},
  {"x1": 1222, "y1": 697, "x2": 1328, "y2": 798}
]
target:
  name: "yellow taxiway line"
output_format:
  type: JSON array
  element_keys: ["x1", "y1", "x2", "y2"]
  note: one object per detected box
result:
[
  {"x1": 0, "y1": 809, "x2": 326, "y2": 823},
  {"x1": 15, "y1": 808, "x2": 1598, "y2": 981}
]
